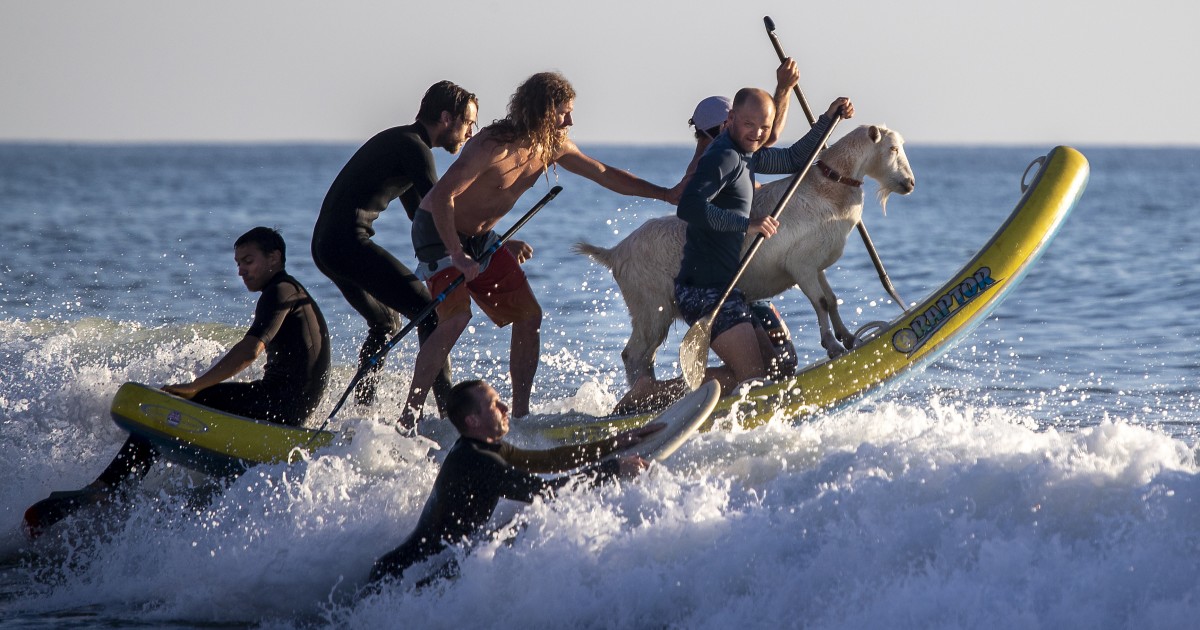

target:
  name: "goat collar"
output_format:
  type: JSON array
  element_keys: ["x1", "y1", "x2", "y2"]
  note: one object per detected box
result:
[{"x1": 815, "y1": 160, "x2": 862, "y2": 187}]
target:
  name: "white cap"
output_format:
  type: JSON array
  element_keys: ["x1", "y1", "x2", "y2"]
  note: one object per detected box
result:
[{"x1": 689, "y1": 96, "x2": 731, "y2": 131}]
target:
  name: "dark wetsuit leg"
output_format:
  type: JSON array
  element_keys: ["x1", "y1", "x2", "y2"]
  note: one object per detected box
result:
[
  {"x1": 369, "y1": 535, "x2": 446, "y2": 583},
  {"x1": 749, "y1": 300, "x2": 798, "y2": 377},
  {"x1": 95, "y1": 435, "x2": 158, "y2": 488},
  {"x1": 313, "y1": 237, "x2": 452, "y2": 411},
  {"x1": 191, "y1": 381, "x2": 312, "y2": 426}
]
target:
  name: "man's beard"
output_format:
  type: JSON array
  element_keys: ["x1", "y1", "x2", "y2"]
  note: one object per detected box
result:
[{"x1": 438, "y1": 129, "x2": 465, "y2": 154}]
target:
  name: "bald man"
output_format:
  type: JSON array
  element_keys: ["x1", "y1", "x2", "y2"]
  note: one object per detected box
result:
[{"x1": 674, "y1": 90, "x2": 852, "y2": 391}]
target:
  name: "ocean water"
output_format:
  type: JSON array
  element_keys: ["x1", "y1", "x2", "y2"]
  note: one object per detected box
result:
[{"x1": 0, "y1": 138, "x2": 1198, "y2": 629}]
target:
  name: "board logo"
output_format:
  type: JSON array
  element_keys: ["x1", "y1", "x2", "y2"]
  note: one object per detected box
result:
[
  {"x1": 892, "y1": 267, "x2": 997, "y2": 355},
  {"x1": 139, "y1": 403, "x2": 210, "y2": 434}
]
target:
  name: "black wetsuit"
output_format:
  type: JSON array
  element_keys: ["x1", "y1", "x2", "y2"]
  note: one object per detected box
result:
[
  {"x1": 369, "y1": 437, "x2": 624, "y2": 583},
  {"x1": 310, "y1": 123, "x2": 452, "y2": 408},
  {"x1": 98, "y1": 272, "x2": 330, "y2": 486}
]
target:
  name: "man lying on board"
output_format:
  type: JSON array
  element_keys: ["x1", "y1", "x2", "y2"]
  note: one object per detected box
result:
[
  {"x1": 24, "y1": 227, "x2": 331, "y2": 538},
  {"x1": 368, "y1": 379, "x2": 658, "y2": 586}
]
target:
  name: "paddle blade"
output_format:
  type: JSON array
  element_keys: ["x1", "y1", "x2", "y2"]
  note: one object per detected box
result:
[{"x1": 679, "y1": 319, "x2": 712, "y2": 391}]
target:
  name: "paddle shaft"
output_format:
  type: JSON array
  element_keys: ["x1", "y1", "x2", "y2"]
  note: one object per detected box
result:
[
  {"x1": 763, "y1": 15, "x2": 908, "y2": 310},
  {"x1": 315, "y1": 185, "x2": 563, "y2": 432}
]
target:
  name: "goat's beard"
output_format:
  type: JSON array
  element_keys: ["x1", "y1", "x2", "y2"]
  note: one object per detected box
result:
[{"x1": 877, "y1": 187, "x2": 892, "y2": 216}]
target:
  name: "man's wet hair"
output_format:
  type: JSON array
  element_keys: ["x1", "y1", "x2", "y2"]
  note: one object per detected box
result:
[
  {"x1": 447, "y1": 379, "x2": 487, "y2": 432},
  {"x1": 486, "y1": 72, "x2": 576, "y2": 169},
  {"x1": 235, "y1": 226, "x2": 286, "y2": 264},
  {"x1": 416, "y1": 81, "x2": 478, "y2": 125}
]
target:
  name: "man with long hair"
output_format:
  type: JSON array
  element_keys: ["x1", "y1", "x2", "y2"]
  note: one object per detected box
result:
[{"x1": 407, "y1": 72, "x2": 681, "y2": 421}]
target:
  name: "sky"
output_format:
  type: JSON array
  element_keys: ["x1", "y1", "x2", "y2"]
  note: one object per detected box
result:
[{"x1": 2, "y1": 0, "x2": 1197, "y2": 147}]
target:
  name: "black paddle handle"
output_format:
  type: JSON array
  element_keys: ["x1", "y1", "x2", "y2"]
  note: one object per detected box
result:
[
  {"x1": 764, "y1": 15, "x2": 907, "y2": 310},
  {"x1": 764, "y1": 16, "x2": 817, "y2": 127}
]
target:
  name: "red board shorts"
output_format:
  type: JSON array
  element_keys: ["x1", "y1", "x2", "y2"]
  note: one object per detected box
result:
[{"x1": 426, "y1": 246, "x2": 540, "y2": 327}]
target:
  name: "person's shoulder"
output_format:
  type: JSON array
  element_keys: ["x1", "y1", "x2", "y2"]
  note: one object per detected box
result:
[
  {"x1": 445, "y1": 438, "x2": 506, "y2": 469},
  {"x1": 365, "y1": 124, "x2": 429, "y2": 152},
  {"x1": 698, "y1": 137, "x2": 741, "y2": 168},
  {"x1": 261, "y1": 273, "x2": 307, "y2": 302},
  {"x1": 457, "y1": 129, "x2": 514, "y2": 165},
  {"x1": 711, "y1": 132, "x2": 743, "y2": 154},
  {"x1": 470, "y1": 128, "x2": 510, "y2": 152},
  {"x1": 552, "y1": 136, "x2": 581, "y2": 160}
]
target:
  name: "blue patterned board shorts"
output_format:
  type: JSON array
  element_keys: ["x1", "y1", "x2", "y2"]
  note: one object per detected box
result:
[
  {"x1": 674, "y1": 282, "x2": 756, "y2": 340},
  {"x1": 748, "y1": 300, "x2": 782, "y2": 329}
]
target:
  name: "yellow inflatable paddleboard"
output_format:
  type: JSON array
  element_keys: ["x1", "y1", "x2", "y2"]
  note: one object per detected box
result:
[
  {"x1": 110, "y1": 382, "x2": 335, "y2": 476},
  {"x1": 540, "y1": 145, "x2": 1089, "y2": 441}
]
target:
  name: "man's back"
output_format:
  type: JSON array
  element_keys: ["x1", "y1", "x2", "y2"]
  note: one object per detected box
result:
[{"x1": 317, "y1": 124, "x2": 437, "y2": 231}]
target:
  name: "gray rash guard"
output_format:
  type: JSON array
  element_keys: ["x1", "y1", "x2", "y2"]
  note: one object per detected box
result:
[{"x1": 675, "y1": 113, "x2": 835, "y2": 288}]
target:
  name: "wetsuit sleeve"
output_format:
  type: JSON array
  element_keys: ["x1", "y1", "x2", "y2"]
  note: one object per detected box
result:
[
  {"x1": 751, "y1": 113, "x2": 834, "y2": 175},
  {"x1": 397, "y1": 187, "x2": 422, "y2": 220},
  {"x1": 245, "y1": 279, "x2": 295, "y2": 345},
  {"x1": 481, "y1": 444, "x2": 561, "y2": 503},
  {"x1": 395, "y1": 138, "x2": 439, "y2": 220},
  {"x1": 677, "y1": 148, "x2": 751, "y2": 233},
  {"x1": 503, "y1": 436, "x2": 627, "y2": 474},
  {"x1": 489, "y1": 446, "x2": 622, "y2": 502}
]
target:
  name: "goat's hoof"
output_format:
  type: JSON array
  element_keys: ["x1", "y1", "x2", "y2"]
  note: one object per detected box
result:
[{"x1": 824, "y1": 343, "x2": 848, "y2": 359}]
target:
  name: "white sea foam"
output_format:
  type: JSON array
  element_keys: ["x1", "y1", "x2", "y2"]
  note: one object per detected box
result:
[{"x1": 5, "y1": 320, "x2": 1199, "y2": 628}]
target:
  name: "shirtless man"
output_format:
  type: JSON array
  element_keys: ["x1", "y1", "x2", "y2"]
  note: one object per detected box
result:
[{"x1": 407, "y1": 71, "x2": 681, "y2": 421}]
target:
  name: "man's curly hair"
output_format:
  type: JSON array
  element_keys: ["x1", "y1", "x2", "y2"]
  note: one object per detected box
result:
[{"x1": 485, "y1": 72, "x2": 576, "y2": 170}]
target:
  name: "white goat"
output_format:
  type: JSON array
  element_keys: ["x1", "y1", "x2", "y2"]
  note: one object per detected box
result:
[{"x1": 576, "y1": 124, "x2": 915, "y2": 386}]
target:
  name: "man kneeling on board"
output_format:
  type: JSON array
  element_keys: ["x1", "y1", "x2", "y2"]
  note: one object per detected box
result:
[
  {"x1": 24, "y1": 227, "x2": 331, "y2": 538},
  {"x1": 369, "y1": 379, "x2": 657, "y2": 585}
]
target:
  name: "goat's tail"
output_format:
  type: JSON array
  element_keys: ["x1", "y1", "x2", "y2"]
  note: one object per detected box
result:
[{"x1": 571, "y1": 242, "x2": 614, "y2": 269}]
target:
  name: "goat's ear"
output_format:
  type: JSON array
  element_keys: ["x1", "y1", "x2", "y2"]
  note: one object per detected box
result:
[{"x1": 868, "y1": 126, "x2": 882, "y2": 143}]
